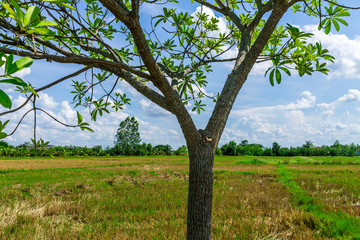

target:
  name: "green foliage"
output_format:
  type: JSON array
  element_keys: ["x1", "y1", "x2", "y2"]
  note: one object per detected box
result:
[
  {"x1": 218, "y1": 140, "x2": 360, "y2": 157},
  {"x1": 264, "y1": 24, "x2": 335, "y2": 86},
  {"x1": 114, "y1": 117, "x2": 141, "y2": 155},
  {"x1": 272, "y1": 142, "x2": 281, "y2": 156},
  {"x1": 0, "y1": 53, "x2": 36, "y2": 140},
  {"x1": 319, "y1": 4, "x2": 350, "y2": 34},
  {"x1": 174, "y1": 145, "x2": 188, "y2": 156},
  {"x1": 0, "y1": 53, "x2": 33, "y2": 109},
  {"x1": 235, "y1": 158, "x2": 267, "y2": 165}
]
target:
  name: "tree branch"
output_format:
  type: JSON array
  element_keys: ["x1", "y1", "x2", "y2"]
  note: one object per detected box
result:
[
  {"x1": 0, "y1": 66, "x2": 93, "y2": 117},
  {"x1": 0, "y1": 47, "x2": 152, "y2": 80},
  {"x1": 205, "y1": 1, "x2": 291, "y2": 145}
]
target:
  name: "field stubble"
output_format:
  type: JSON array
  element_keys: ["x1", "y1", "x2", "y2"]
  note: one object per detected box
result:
[{"x1": 1, "y1": 156, "x2": 360, "y2": 239}]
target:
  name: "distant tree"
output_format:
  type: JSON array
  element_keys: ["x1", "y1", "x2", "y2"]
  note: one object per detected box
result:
[
  {"x1": 279, "y1": 147, "x2": 290, "y2": 156},
  {"x1": 174, "y1": 145, "x2": 188, "y2": 156},
  {"x1": 240, "y1": 140, "x2": 249, "y2": 146},
  {"x1": 221, "y1": 141, "x2": 237, "y2": 156},
  {"x1": 263, "y1": 148, "x2": 272, "y2": 156},
  {"x1": 215, "y1": 148, "x2": 222, "y2": 155},
  {"x1": 272, "y1": 142, "x2": 281, "y2": 156},
  {"x1": 332, "y1": 140, "x2": 340, "y2": 148},
  {"x1": 0, "y1": 140, "x2": 8, "y2": 148},
  {"x1": 303, "y1": 140, "x2": 314, "y2": 149},
  {"x1": 114, "y1": 117, "x2": 141, "y2": 155},
  {"x1": 153, "y1": 144, "x2": 172, "y2": 155}
]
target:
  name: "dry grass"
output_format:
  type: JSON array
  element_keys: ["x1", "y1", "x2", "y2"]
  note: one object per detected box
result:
[
  {"x1": 293, "y1": 169, "x2": 360, "y2": 217},
  {"x1": 1, "y1": 156, "x2": 360, "y2": 239},
  {"x1": 0, "y1": 156, "x2": 187, "y2": 170},
  {"x1": 93, "y1": 163, "x2": 277, "y2": 174},
  {"x1": 212, "y1": 172, "x2": 323, "y2": 239}
]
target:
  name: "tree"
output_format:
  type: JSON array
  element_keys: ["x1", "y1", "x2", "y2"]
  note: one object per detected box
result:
[
  {"x1": 272, "y1": 142, "x2": 281, "y2": 156},
  {"x1": 114, "y1": 116, "x2": 141, "y2": 155},
  {"x1": 240, "y1": 140, "x2": 248, "y2": 146},
  {"x1": 0, "y1": 0, "x2": 357, "y2": 239},
  {"x1": 221, "y1": 140, "x2": 237, "y2": 155},
  {"x1": 174, "y1": 145, "x2": 188, "y2": 155},
  {"x1": 303, "y1": 140, "x2": 314, "y2": 149}
]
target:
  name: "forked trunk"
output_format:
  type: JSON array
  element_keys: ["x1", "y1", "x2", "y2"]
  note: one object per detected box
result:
[{"x1": 186, "y1": 141, "x2": 215, "y2": 240}]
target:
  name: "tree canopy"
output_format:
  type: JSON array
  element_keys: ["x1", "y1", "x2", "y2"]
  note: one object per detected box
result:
[
  {"x1": 0, "y1": 0, "x2": 351, "y2": 144},
  {"x1": 114, "y1": 116, "x2": 141, "y2": 155}
]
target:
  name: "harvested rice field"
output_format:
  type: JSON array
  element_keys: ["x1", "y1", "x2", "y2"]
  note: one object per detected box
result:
[{"x1": 1, "y1": 156, "x2": 360, "y2": 239}]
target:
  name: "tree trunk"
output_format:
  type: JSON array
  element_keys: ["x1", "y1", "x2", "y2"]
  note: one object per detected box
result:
[{"x1": 186, "y1": 141, "x2": 214, "y2": 240}]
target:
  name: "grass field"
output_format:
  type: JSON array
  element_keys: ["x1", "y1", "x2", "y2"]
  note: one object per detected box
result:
[{"x1": 1, "y1": 155, "x2": 360, "y2": 239}]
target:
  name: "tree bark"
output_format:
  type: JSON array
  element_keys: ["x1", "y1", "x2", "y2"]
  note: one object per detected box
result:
[{"x1": 186, "y1": 140, "x2": 215, "y2": 240}]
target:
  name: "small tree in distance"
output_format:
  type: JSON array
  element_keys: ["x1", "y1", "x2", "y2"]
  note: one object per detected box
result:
[{"x1": 114, "y1": 116, "x2": 141, "y2": 155}]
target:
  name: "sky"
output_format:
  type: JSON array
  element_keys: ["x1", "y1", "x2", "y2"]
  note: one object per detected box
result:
[{"x1": 1, "y1": 2, "x2": 360, "y2": 149}]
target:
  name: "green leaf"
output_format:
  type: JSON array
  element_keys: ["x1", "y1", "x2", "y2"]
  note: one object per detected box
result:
[
  {"x1": 325, "y1": 21, "x2": 331, "y2": 34},
  {"x1": 10, "y1": 0, "x2": 23, "y2": 22},
  {"x1": 269, "y1": 69, "x2": 275, "y2": 86},
  {"x1": 24, "y1": 86, "x2": 39, "y2": 97},
  {"x1": 0, "y1": 120, "x2": 9, "y2": 132},
  {"x1": 334, "y1": 18, "x2": 348, "y2": 27},
  {"x1": 30, "y1": 27, "x2": 54, "y2": 35},
  {"x1": 332, "y1": 19, "x2": 340, "y2": 32},
  {"x1": 1, "y1": 3, "x2": 17, "y2": 20},
  {"x1": 5, "y1": 53, "x2": 14, "y2": 75},
  {"x1": 0, "y1": 89, "x2": 12, "y2": 109},
  {"x1": 43, "y1": 0, "x2": 76, "y2": 10},
  {"x1": 0, "y1": 77, "x2": 27, "y2": 87},
  {"x1": 24, "y1": 6, "x2": 40, "y2": 26},
  {"x1": 80, "y1": 126, "x2": 94, "y2": 132},
  {"x1": 279, "y1": 67, "x2": 291, "y2": 76},
  {"x1": 275, "y1": 69, "x2": 281, "y2": 84},
  {"x1": 91, "y1": 110, "x2": 97, "y2": 121},
  {"x1": 32, "y1": 21, "x2": 57, "y2": 27},
  {"x1": 76, "y1": 111, "x2": 83, "y2": 125},
  {"x1": 0, "y1": 132, "x2": 7, "y2": 139},
  {"x1": 11, "y1": 57, "x2": 33, "y2": 74}
]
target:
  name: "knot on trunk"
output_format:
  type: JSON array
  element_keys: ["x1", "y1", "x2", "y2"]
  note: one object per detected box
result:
[{"x1": 199, "y1": 129, "x2": 213, "y2": 143}]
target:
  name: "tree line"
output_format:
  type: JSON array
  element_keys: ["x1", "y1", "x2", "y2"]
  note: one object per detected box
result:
[
  {"x1": 219, "y1": 140, "x2": 360, "y2": 157},
  {"x1": 0, "y1": 141, "x2": 189, "y2": 157},
  {"x1": 1, "y1": 139, "x2": 359, "y2": 158}
]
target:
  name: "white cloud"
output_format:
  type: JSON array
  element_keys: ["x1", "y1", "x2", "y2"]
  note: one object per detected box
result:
[
  {"x1": 3, "y1": 92, "x2": 185, "y2": 147},
  {"x1": 284, "y1": 91, "x2": 316, "y2": 110},
  {"x1": 303, "y1": 25, "x2": 360, "y2": 79},
  {"x1": 337, "y1": 89, "x2": 360, "y2": 103},
  {"x1": 317, "y1": 89, "x2": 360, "y2": 116},
  {"x1": 139, "y1": 99, "x2": 170, "y2": 117},
  {"x1": 249, "y1": 61, "x2": 272, "y2": 76},
  {"x1": 232, "y1": 91, "x2": 316, "y2": 118},
  {"x1": 224, "y1": 89, "x2": 360, "y2": 147},
  {"x1": 0, "y1": 61, "x2": 31, "y2": 78},
  {"x1": 13, "y1": 67, "x2": 31, "y2": 78},
  {"x1": 38, "y1": 92, "x2": 58, "y2": 109}
]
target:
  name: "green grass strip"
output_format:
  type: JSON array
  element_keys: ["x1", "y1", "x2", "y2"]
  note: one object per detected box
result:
[
  {"x1": 235, "y1": 158, "x2": 268, "y2": 165},
  {"x1": 277, "y1": 165, "x2": 360, "y2": 239}
]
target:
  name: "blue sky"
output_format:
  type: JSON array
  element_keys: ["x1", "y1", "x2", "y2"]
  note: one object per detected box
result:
[{"x1": 2, "y1": 2, "x2": 360, "y2": 149}]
